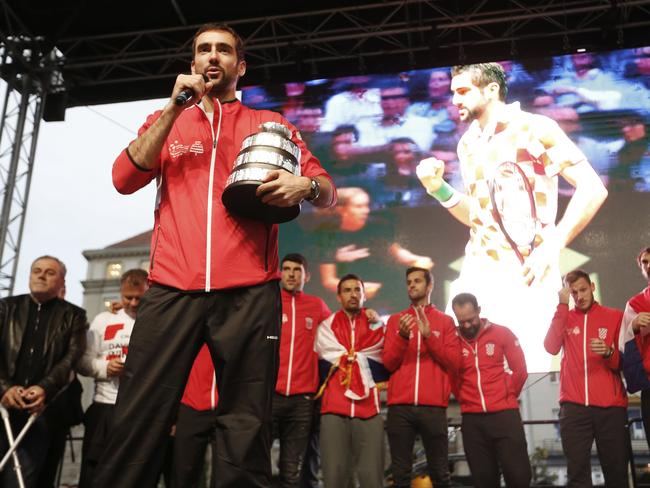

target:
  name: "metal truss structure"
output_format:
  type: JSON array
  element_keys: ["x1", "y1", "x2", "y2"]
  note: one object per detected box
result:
[
  {"x1": 0, "y1": 80, "x2": 41, "y2": 295},
  {"x1": 3, "y1": 0, "x2": 650, "y2": 107},
  {"x1": 1, "y1": 0, "x2": 650, "y2": 293}
]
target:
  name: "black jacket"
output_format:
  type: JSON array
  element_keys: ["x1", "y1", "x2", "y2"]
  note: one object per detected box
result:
[{"x1": 0, "y1": 294, "x2": 87, "y2": 402}]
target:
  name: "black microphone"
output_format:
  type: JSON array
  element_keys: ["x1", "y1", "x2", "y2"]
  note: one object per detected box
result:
[{"x1": 174, "y1": 74, "x2": 209, "y2": 106}]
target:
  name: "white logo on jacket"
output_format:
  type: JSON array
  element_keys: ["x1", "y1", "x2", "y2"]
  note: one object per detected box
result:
[
  {"x1": 571, "y1": 326, "x2": 580, "y2": 335},
  {"x1": 598, "y1": 328, "x2": 607, "y2": 340},
  {"x1": 485, "y1": 343, "x2": 495, "y2": 356},
  {"x1": 462, "y1": 348, "x2": 470, "y2": 357},
  {"x1": 169, "y1": 140, "x2": 203, "y2": 158},
  {"x1": 305, "y1": 317, "x2": 313, "y2": 330},
  {"x1": 432, "y1": 330, "x2": 441, "y2": 338},
  {"x1": 189, "y1": 141, "x2": 204, "y2": 154},
  {"x1": 282, "y1": 313, "x2": 288, "y2": 323}
]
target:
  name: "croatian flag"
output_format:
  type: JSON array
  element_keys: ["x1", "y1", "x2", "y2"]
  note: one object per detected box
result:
[
  {"x1": 619, "y1": 287, "x2": 650, "y2": 393},
  {"x1": 315, "y1": 311, "x2": 385, "y2": 400}
]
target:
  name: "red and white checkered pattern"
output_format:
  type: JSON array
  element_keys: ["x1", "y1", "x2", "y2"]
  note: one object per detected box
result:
[{"x1": 457, "y1": 103, "x2": 586, "y2": 262}]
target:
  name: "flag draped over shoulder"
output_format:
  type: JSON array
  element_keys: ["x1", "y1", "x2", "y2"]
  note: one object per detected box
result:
[
  {"x1": 619, "y1": 286, "x2": 650, "y2": 393},
  {"x1": 315, "y1": 310, "x2": 384, "y2": 401}
]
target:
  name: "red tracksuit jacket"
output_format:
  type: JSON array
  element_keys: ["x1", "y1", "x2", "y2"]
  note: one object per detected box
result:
[
  {"x1": 112, "y1": 99, "x2": 332, "y2": 291},
  {"x1": 276, "y1": 289, "x2": 331, "y2": 396},
  {"x1": 544, "y1": 302, "x2": 626, "y2": 407},
  {"x1": 181, "y1": 344, "x2": 218, "y2": 411},
  {"x1": 453, "y1": 321, "x2": 528, "y2": 414},
  {"x1": 316, "y1": 310, "x2": 385, "y2": 419},
  {"x1": 382, "y1": 305, "x2": 459, "y2": 407},
  {"x1": 628, "y1": 287, "x2": 650, "y2": 380}
]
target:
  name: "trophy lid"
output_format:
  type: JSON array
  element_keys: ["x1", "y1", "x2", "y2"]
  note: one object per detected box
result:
[{"x1": 260, "y1": 121, "x2": 292, "y2": 139}]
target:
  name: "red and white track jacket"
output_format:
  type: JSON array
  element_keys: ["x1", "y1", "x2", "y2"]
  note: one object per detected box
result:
[
  {"x1": 181, "y1": 344, "x2": 218, "y2": 412},
  {"x1": 276, "y1": 289, "x2": 331, "y2": 396},
  {"x1": 453, "y1": 321, "x2": 527, "y2": 414},
  {"x1": 545, "y1": 302, "x2": 626, "y2": 407},
  {"x1": 315, "y1": 309, "x2": 385, "y2": 419},
  {"x1": 113, "y1": 99, "x2": 333, "y2": 291},
  {"x1": 382, "y1": 305, "x2": 459, "y2": 407},
  {"x1": 624, "y1": 286, "x2": 650, "y2": 382}
]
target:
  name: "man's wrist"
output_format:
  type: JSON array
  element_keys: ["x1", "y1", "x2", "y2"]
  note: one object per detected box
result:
[
  {"x1": 427, "y1": 181, "x2": 460, "y2": 208},
  {"x1": 305, "y1": 177, "x2": 320, "y2": 202},
  {"x1": 604, "y1": 347, "x2": 614, "y2": 359}
]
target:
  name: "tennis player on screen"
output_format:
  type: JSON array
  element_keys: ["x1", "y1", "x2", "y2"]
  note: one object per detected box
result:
[{"x1": 416, "y1": 62, "x2": 608, "y2": 371}]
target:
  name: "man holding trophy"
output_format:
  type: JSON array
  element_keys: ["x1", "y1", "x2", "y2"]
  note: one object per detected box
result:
[{"x1": 94, "y1": 23, "x2": 335, "y2": 488}]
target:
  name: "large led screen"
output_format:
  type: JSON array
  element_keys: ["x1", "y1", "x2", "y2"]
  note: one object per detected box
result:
[{"x1": 242, "y1": 48, "x2": 650, "y2": 372}]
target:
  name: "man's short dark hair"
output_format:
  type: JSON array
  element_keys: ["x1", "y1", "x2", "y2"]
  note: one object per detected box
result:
[
  {"x1": 120, "y1": 268, "x2": 149, "y2": 287},
  {"x1": 406, "y1": 267, "x2": 432, "y2": 286},
  {"x1": 281, "y1": 253, "x2": 308, "y2": 273},
  {"x1": 451, "y1": 63, "x2": 507, "y2": 101},
  {"x1": 390, "y1": 137, "x2": 418, "y2": 147},
  {"x1": 637, "y1": 246, "x2": 650, "y2": 267},
  {"x1": 564, "y1": 269, "x2": 591, "y2": 286},
  {"x1": 191, "y1": 23, "x2": 245, "y2": 61},
  {"x1": 31, "y1": 255, "x2": 67, "y2": 279},
  {"x1": 337, "y1": 274, "x2": 364, "y2": 294},
  {"x1": 332, "y1": 124, "x2": 359, "y2": 142},
  {"x1": 451, "y1": 292, "x2": 479, "y2": 310}
]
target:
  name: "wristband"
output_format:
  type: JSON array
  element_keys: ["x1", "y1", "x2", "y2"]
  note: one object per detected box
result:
[{"x1": 427, "y1": 181, "x2": 460, "y2": 208}]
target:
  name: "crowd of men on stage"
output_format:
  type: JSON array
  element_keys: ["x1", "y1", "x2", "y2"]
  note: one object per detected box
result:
[{"x1": 0, "y1": 245, "x2": 649, "y2": 488}]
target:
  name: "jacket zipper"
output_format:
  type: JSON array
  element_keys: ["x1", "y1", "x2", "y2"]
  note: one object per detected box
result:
[
  {"x1": 204, "y1": 99, "x2": 222, "y2": 292},
  {"x1": 211, "y1": 372, "x2": 217, "y2": 410},
  {"x1": 473, "y1": 343, "x2": 487, "y2": 412},
  {"x1": 285, "y1": 295, "x2": 296, "y2": 396},
  {"x1": 414, "y1": 326, "x2": 421, "y2": 406},
  {"x1": 583, "y1": 313, "x2": 589, "y2": 406},
  {"x1": 26, "y1": 303, "x2": 42, "y2": 385},
  {"x1": 350, "y1": 317, "x2": 356, "y2": 418}
]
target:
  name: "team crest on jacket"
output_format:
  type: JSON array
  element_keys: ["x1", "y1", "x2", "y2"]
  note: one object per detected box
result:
[
  {"x1": 598, "y1": 328, "x2": 607, "y2": 340},
  {"x1": 485, "y1": 343, "x2": 495, "y2": 356},
  {"x1": 169, "y1": 140, "x2": 204, "y2": 158},
  {"x1": 432, "y1": 330, "x2": 441, "y2": 338},
  {"x1": 462, "y1": 348, "x2": 470, "y2": 357},
  {"x1": 305, "y1": 317, "x2": 313, "y2": 330},
  {"x1": 571, "y1": 326, "x2": 580, "y2": 335}
]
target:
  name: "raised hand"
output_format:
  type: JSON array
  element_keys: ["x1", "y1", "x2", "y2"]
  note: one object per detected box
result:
[{"x1": 416, "y1": 157, "x2": 446, "y2": 193}]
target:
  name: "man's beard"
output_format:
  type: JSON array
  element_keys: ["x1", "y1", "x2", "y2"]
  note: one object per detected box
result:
[
  {"x1": 409, "y1": 290, "x2": 426, "y2": 303},
  {"x1": 344, "y1": 304, "x2": 361, "y2": 314},
  {"x1": 459, "y1": 324, "x2": 480, "y2": 340},
  {"x1": 205, "y1": 69, "x2": 234, "y2": 97},
  {"x1": 463, "y1": 105, "x2": 484, "y2": 123}
]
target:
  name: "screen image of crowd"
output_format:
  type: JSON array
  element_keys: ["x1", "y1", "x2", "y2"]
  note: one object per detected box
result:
[{"x1": 242, "y1": 45, "x2": 650, "y2": 373}]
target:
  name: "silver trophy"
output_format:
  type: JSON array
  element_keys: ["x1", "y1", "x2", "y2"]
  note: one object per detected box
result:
[{"x1": 222, "y1": 122, "x2": 301, "y2": 223}]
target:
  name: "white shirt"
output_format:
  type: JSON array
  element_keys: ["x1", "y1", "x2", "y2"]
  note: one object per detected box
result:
[{"x1": 77, "y1": 308, "x2": 135, "y2": 404}]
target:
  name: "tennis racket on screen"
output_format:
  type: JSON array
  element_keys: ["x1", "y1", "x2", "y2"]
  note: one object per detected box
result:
[{"x1": 488, "y1": 161, "x2": 538, "y2": 265}]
